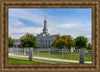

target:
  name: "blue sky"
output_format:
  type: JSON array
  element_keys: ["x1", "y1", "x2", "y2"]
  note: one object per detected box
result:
[{"x1": 9, "y1": 8, "x2": 92, "y2": 43}]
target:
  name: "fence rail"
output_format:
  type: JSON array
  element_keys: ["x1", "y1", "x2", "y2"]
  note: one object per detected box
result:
[{"x1": 8, "y1": 48, "x2": 92, "y2": 64}]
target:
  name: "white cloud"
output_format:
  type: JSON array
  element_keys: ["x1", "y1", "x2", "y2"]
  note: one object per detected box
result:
[
  {"x1": 59, "y1": 24, "x2": 75, "y2": 28},
  {"x1": 9, "y1": 27, "x2": 43, "y2": 39},
  {"x1": 9, "y1": 18, "x2": 24, "y2": 26},
  {"x1": 85, "y1": 35, "x2": 91, "y2": 38}
]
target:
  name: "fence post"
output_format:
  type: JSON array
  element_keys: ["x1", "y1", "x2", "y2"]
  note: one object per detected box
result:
[
  {"x1": 49, "y1": 48, "x2": 50, "y2": 63},
  {"x1": 13, "y1": 47, "x2": 14, "y2": 54},
  {"x1": 37, "y1": 48, "x2": 39, "y2": 61},
  {"x1": 12, "y1": 48, "x2": 13, "y2": 54},
  {"x1": 17, "y1": 48, "x2": 18, "y2": 56},
  {"x1": 24, "y1": 48, "x2": 25, "y2": 60},
  {"x1": 79, "y1": 48, "x2": 85, "y2": 64},
  {"x1": 62, "y1": 49, "x2": 63, "y2": 64},
  {"x1": 11, "y1": 48, "x2": 12, "y2": 54},
  {"x1": 29, "y1": 48, "x2": 33, "y2": 61}
]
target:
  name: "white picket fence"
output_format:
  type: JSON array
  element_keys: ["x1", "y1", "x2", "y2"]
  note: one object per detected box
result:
[{"x1": 8, "y1": 48, "x2": 92, "y2": 64}]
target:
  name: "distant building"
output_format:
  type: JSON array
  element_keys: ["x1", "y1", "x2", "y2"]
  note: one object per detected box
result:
[{"x1": 13, "y1": 39, "x2": 20, "y2": 48}]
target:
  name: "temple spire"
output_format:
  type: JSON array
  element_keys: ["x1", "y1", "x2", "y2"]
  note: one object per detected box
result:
[{"x1": 43, "y1": 14, "x2": 48, "y2": 34}]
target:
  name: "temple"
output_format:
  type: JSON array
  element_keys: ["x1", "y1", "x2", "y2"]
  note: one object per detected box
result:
[{"x1": 37, "y1": 15, "x2": 59, "y2": 48}]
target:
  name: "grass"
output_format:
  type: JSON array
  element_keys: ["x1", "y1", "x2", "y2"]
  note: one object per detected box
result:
[
  {"x1": 33, "y1": 52, "x2": 92, "y2": 61},
  {"x1": 15, "y1": 52, "x2": 92, "y2": 61},
  {"x1": 8, "y1": 57, "x2": 48, "y2": 64},
  {"x1": 13, "y1": 49, "x2": 92, "y2": 62}
]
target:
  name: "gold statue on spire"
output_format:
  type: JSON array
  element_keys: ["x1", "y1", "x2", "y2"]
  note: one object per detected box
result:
[{"x1": 44, "y1": 14, "x2": 46, "y2": 20}]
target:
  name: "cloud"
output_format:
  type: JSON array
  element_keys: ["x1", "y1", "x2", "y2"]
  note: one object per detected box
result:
[
  {"x1": 9, "y1": 18, "x2": 24, "y2": 27},
  {"x1": 85, "y1": 35, "x2": 91, "y2": 38},
  {"x1": 59, "y1": 24, "x2": 75, "y2": 28},
  {"x1": 9, "y1": 27, "x2": 43, "y2": 39}
]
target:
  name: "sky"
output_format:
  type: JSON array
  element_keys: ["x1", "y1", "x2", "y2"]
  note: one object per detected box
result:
[{"x1": 8, "y1": 8, "x2": 92, "y2": 43}]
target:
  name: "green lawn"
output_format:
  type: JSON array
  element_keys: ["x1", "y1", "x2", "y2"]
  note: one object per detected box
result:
[
  {"x1": 17, "y1": 52, "x2": 92, "y2": 61},
  {"x1": 8, "y1": 57, "x2": 48, "y2": 64},
  {"x1": 33, "y1": 52, "x2": 92, "y2": 61},
  {"x1": 15, "y1": 50, "x2": 92, "y2": 62}
]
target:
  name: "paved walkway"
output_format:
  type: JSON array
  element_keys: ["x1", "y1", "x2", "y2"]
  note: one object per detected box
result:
[{"x1": 9, "y1": 53, "x2": 92, "y2": 64}]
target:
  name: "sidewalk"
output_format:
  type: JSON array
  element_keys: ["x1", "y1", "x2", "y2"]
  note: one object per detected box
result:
[{"x1": 9, "y1": 53, "x2": 92, "y2": 63}]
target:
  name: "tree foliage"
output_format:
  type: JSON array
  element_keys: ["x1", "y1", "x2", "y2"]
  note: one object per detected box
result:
[
  {"x1": 86, "y1": 43, "x2": 92, "y2": 50},
  {"x1": 36, "y1": 44, "x2": 40, "y2": 48},
  {"x1": 66, "y1": 36, "x2": 75, "y2": 49},
  {"x1": 51, "y1": 35, "x2": 74, "y2": 49},
  {"x1": 74, "y1": 36, "x2": 88, "y2": 49},
  {"x1": 8, "y1": 37, "x2": 15, "y2": 48},
  {"x1": 20, "y1": 33, "x2": 37, "y2": 48}
]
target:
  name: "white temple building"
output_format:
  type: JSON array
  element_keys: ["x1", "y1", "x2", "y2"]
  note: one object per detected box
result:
[{"x1": 37, "y1": 15, "x2": 59, "y2": 48}]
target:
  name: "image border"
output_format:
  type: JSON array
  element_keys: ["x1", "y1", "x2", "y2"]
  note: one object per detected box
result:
[{"x1": 0, "y1": 0, "x2": 100, "y2": 72}]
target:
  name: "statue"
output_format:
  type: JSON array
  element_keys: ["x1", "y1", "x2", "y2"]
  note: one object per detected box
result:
[{"x1": 44, "y1": 14, "x2": 46, "y2": 20}]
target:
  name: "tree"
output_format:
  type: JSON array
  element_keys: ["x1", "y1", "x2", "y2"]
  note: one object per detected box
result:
[
  {"x1": 66, "y1": 36, "x2": 74, "y2": 49},
  {"x1": 20, "y1": 33, "x2": 37, "y2": 48},
  {"x1": 8, "y1": 37, "x2": 15, "y2": 48},
  {"x1": 86, "y1": 43, "x2": 92, "y2": 50},
  {"x1": 74, "y1": 36, "x2": 88, "y2": 49},
  {"x1": 51, "y1": 35, "x2": 74, "y2": 49},
  {"x1": 51, "y1": 35, "x2": 61, "y2": 48},
  {"x1": 36, "y1": 44, "x2": 40, "y2": 48}
]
